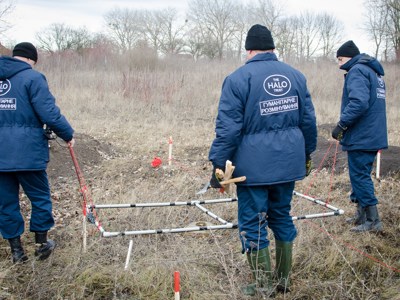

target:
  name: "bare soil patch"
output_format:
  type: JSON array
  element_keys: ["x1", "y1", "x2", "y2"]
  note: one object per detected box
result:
[
  {"x1": 48, "y1": 129, "x2": 400, "y2": 186},
  {"x1": 314, "y1": 124, "x2": 400, "y2": 177}
]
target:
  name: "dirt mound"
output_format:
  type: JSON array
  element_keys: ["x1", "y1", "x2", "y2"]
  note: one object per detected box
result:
[
  {"x1": 47, "y1": 133, "x2": 119, "y2": 184},
  {"x1": 47, "y1": 130, "x2": 400, "y2": 184},
  {"x1": 313, "y1": 124, "x2": 400, "y2": 177}
]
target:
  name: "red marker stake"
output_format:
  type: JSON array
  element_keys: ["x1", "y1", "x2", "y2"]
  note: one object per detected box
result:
[{"x1": 174, "y1": 271, "x2": 180, "y2": 300}]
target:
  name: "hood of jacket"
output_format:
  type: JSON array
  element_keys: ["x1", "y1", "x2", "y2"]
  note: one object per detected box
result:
[
  {"x1": 0, "y1": 56, "x2": 32, "y2": 79},
  {"x1": 340, "y1": 53, "x2": 384, "y2": 76}
]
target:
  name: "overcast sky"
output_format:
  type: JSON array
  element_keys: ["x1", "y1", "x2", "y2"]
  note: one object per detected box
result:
[{"x1": 4, "y1": 0, "x2": 373, "y2": 53}]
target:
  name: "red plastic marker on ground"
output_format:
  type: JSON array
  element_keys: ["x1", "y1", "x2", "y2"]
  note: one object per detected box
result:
[{"x1": 151, "y1": 157, "x2": 162, "y2": 168}]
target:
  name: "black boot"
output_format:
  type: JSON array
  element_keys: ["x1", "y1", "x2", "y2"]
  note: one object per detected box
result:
[
  {"x1": 350, "y1": 205, "x2": 382, "y2": 232},
  {"x1": 346, "y1": 203, "x2": 366, "y2": 225},
  {"x1": 34, "y1": 231, "x2": 56, "y2": 260},
  {"x1": 8, "y1": 236, "x2": 28, "y2": 264}
]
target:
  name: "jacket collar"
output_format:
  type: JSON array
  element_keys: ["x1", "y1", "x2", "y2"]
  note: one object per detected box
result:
[
  {"x1": 340, "y1": 53, "x2": 384, "y2": 76},
  {"x1": 246, "y1": 52, "x2": 278, "y2": 64}
]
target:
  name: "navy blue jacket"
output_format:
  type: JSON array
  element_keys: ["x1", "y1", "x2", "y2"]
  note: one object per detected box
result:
[
  {"x1": 339, "y1": 54, "x2": 388, "y2": 151},
  {"x1": 209, "y1": 53, "x2": 317, "y2": 185},
  {"x1": 0, "y1": 56, "x2": 74, "y2": 171}
]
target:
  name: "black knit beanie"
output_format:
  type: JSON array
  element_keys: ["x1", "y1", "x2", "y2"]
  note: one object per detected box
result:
[
  {"x1": 245, "y1": 24, "x2": 275, "y2": 51},
  {"x1": 12, "y1": 42, "x2": 38, "y2": 62},
  {"x1": 336, "y1": 40, "x2": 360, "y2": 58}
]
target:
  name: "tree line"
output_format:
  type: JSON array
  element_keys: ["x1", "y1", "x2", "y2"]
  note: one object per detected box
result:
[
  {"x1": 363, "y1": 0, "x2": 400, "y2": 61},
  {"x1": 1, "y1": 0, "x2": 399, "y2": 62}
]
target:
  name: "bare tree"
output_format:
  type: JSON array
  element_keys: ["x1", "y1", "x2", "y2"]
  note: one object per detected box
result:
[
  {"x1": 36, "y1": 23, "x2": 93, "y2": 53},
  {"x1": 184, "y1": 26, "x2": 206, "y2": 60},
  {"x1": 317, "y1": 12, "x2": 344, "y2": 58},
  {"x1": 187, "y1": 0, "x2": 239, "y2": 59},
  {"x1": 185, "y1": 24, "x2": 220, "y2": 59},
  {"x1": 68, "y1": 27, "x2": 93, "y2": 53},
  {"x1": 0, "y1": 0, "x2": 14, "y2": 35},
  {"x1": 293, "y1": 12, "x2": 321, "y2": 61},
  {"x1": 363, "y1": 0, "x2": 400, "y2": 61},
  {"x1": 141, "y1": 8, "x2": 187, "y2": 56},
  {"x1": 141, "y1": 10, "x2": 163, "y2": 53},
  {"x1": 156, "y1": 8, "x2": 186, "y2": 55},
  {"x1": 363, "y1": 0, "x2": 388, "y2": 58},
  {"x1": 275, "y1": 16, "x2": 298, "y2": 61},
  {"x1": 104, "y1": 7, "x2": 143, "y2": 52},
  {"x1": 385, "y1": 0, "x2": 400, "y2": 61},
  {"x1": 36, "y1": 23, "x2": 67, "y2": 52},
  {"x1": 229, "y1": 3, "x2": 247, "y2": 59},
  {"x1": 246, "y1": 0, "x2": 285, "y2": 34}
]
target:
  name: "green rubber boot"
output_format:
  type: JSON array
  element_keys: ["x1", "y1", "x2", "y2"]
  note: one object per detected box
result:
[
  {"x1": 275, "y1": 240, "x2": 293, "y2": 293},
  {"x1": 242, "y1": 247, "x2": 274, "y2": 297}
]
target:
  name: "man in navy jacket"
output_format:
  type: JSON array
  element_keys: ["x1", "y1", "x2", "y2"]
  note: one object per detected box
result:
[
  {"x1": 332, "y1": 40, "x2": 387, "y2": 233},
  {"x1": 208, "y1": 25, "x2": 317, "y2": 296},
  {"x1": 0, "y1": 42, "x2": 75, "y2": 263}
]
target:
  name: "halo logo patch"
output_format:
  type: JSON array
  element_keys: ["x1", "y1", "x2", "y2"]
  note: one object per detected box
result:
[
  {"x1": 377, "y1": 76, "x2": 384, "y2": 88},
  {"x1": 377, "y1": 76, "x2": 385, "y2": 99},
  {"x1": 0, "y1": 79, "x2": 11, "y2": 96},
  {"x1": 263, "y1": 75, "x2": 291, "y2": 97}
]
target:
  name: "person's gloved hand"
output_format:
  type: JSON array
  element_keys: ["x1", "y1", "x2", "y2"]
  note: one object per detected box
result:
[
  {"x1": 306, "y1": 155, "x2": 312, "y2": 176},
  {"x1": 210, "y1": 166, "x2": 224, "y2": 188},
  {"x1": 331, "y1": 122, "x2": 347, "y2": 141}
]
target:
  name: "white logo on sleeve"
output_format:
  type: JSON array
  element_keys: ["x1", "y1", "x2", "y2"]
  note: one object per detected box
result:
[
  {"x1": 263, "y1": 75, "x2": 291, "y2": 96},
  {"x1": 377, "y1": 76, "x2": 384, "y2": 88},
  {"x1": 377, "y1": 76, "x2": 385, "y2": 99}
]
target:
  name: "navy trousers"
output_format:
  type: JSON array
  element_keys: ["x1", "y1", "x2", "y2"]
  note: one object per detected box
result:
[
  {"x1": 237, "y1": 182, "x2": 297, "y2": 253},
  {"x1": 347, "y1": 150, "x2": 378, "y2": 208},
  {"x1": 0, "y1": 171, "x2": 54, "y2": 239}
]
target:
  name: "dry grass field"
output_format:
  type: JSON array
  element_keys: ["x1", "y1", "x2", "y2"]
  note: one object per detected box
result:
[{"x1": 0, "y1": 53, "x2": 399, "y2": 300}]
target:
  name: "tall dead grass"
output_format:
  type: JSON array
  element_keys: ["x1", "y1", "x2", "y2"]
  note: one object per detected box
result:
[{"x1": 0, "y1": 53, "x2": 399, "y2": 300}]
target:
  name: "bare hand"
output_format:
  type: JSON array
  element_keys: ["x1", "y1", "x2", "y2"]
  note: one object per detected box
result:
[{"x1": 68, "y1": 138, "x2": 75, "y2": 147}]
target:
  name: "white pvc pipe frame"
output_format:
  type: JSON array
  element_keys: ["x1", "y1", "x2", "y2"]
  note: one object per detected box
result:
[{"x1": 86, "y1": 191, "x2": 344, "y2": 238}]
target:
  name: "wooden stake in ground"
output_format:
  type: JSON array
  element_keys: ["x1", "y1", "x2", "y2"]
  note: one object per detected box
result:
[
  {"x1": 168, "y1": 136, "x2": 173, "y2": 166},
  {"x1": 376, "y1": 150, "x2": 381, "y2": 180},
  {"x1": 124, "y1": 239, "x2": 134, "y2": 270}
]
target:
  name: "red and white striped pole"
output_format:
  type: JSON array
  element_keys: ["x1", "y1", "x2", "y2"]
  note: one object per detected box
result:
[{"x1": 174, "y1": 271, "x2": 180, "y2": 300}]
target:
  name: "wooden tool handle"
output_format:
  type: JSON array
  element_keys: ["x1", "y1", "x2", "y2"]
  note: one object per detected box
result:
[
  {"x1": 219, "y1": 176, "x2": 246, "y2": 185},
  {"x1": 215, "y1": 168, "x2": 225, "y2": 180}
]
